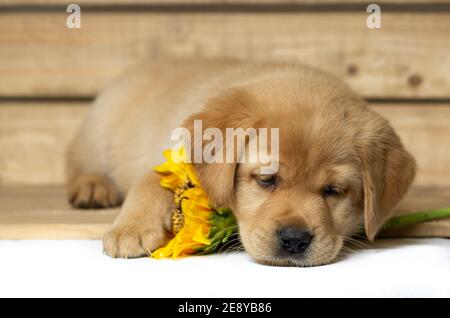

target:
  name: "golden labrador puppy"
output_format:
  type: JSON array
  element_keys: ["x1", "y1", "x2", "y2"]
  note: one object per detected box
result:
[{"x1": 66, "y1": 59, "x2": 416, "y2": 266}]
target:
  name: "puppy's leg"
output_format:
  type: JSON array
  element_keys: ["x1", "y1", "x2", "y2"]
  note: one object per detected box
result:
[
  {"x1": 66, "y1": 129, "x2": 123, "y2": 209},
  {"x1": 68, "y1": 174, "x2": 122, "y2": 209},
  {"x1": 66, "y1": 150, "x2": 122, "y2": 209},
  {"x1": 103, "y1": 171, "x2": 173, "y2": 258}
]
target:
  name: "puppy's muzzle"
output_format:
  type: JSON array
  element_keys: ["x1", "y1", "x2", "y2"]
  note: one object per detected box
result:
[{"x1": 278, "y1": 227, "x2": 312, "y2": 254}]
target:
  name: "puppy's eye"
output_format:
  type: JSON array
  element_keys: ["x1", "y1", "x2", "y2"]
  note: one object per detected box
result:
[
  {"x1": 322, "y1": 185, "x2": 342, "y2": 197},
  {"x1": 255, "y1": 174, "x2": 277, "y2": 188}
]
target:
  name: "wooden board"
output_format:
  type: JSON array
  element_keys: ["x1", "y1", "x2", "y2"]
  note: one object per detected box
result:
[
  {"x1": 0, "y1": 185, "x2": 447, "y2": 239},
  {"x1": 0, "y1": 186, "x2": 118, "y2": 239},
  {"x1": 373, "y1": 104, "x2": 450, "y2": 188},
  {"x1": 1, "y1": 13, "x2": 449, "y2": 98},
  {"x1": 0, "y1": 102, "x2": 449, "y2": 187},
  {"x1": 0, "y1": 103, "x2": 88, "y2": 185}
]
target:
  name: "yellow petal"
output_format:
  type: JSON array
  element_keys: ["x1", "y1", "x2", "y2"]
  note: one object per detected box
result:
[
  {"x1": 193, "y1": 225, "x2": 211, "y2": 245},
  {"x1": 151, "y1": 147, "x2": 217, "y2": 259}
]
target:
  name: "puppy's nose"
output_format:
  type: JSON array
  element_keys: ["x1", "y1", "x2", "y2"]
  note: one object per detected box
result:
[{"x1": 278, "y1": 227, "x2": 312, "y2": 254}]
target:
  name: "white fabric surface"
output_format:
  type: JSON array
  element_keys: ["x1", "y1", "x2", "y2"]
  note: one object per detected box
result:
[{"x1": 0, "y1": 238, "x2": 449, "y2": 297}]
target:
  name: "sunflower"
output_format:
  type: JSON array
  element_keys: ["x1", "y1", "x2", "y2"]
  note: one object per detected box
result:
[{"x1": 152, "y1": 147, "x2": 237, "y2": 259}]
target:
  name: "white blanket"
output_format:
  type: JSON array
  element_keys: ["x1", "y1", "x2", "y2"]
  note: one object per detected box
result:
[{"x1": 1, "y1": 239, "x2": 449, "y2": 297}]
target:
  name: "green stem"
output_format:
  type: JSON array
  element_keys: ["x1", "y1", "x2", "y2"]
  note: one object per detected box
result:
[{"x1": 384, "y1": 206, "x2": 450, "y2": 229}]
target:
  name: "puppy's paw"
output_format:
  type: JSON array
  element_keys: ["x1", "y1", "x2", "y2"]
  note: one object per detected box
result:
[
  {"x1": 68, "y1": 175, "x2": 122, "y2": 209},
  {"x1": 103, "y1": 225, "x2": 168, "y2": 259}
]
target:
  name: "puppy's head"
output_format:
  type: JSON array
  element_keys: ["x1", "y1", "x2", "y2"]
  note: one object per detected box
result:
[{"x1": 184, "y1": 67, "x2": 416, "y2": 266}]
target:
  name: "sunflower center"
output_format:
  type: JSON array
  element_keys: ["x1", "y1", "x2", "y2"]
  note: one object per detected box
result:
[{"x1": 171, "y1": 180, "x2": 195, "y2": 234}]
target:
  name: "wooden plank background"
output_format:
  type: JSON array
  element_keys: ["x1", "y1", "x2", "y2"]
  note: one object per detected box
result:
[
  {"x1": 1, "y1": 12, "x2": 450, "y2": 98},
  {"x1": 0, "y1": 186, "x2": 118, "y2": 239}
]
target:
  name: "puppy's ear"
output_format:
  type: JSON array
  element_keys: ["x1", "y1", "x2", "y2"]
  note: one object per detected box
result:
[
  {"x1": 182, "y1": 88, "x2": 256, "y2": 209},
  {"x1": 359, "y1": 111, "x2": 416, "y2": 241}
]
